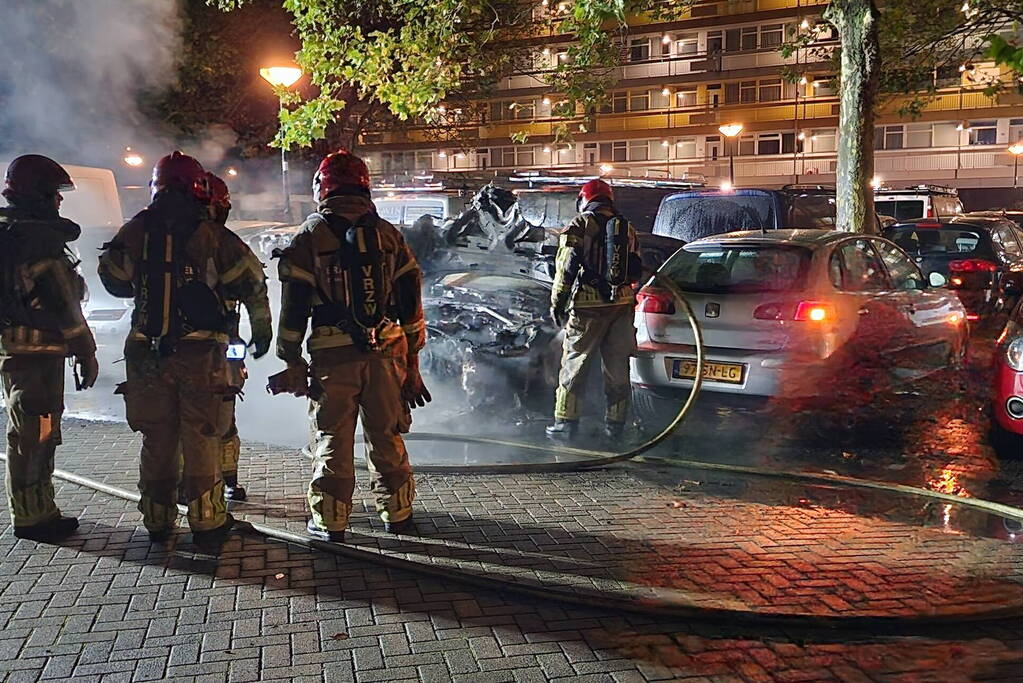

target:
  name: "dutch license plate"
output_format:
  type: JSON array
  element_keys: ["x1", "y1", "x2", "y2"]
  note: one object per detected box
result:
[{"x1": 670, "y1": 358, "x2": 745, "y2": 385}]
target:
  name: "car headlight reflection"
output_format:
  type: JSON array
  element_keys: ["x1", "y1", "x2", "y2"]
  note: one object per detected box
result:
[{"x1": 1006, "y1": 337, "x2": 1023, "y2": 371}]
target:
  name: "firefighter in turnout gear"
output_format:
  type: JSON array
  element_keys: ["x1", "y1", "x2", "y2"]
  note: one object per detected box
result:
[
  {"x1": 546, "y1": 179, "x2": 641, "y2": 441},
  {"x1": 0, "y1": 155, "x2": 98, "y2": 542},
  {"x1": 98, "y1": 152, "x2": 271, "y2": 549},
  {"x1": 271, "y1": 149, "x2": 430, "y2": 542},
  {"x1": 204, "y1": 172, "x2": 248, "y2": 502}
]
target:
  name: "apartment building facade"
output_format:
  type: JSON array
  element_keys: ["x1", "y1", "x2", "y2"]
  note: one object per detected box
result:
[{"x1": 357, "y1": 0, "x2": 1023, "y2": 202}]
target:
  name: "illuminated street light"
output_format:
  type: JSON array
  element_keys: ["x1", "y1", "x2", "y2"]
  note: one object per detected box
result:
[
  {"x1": 870, "y1": 176, "x2": 883, "y2": 190},
  {"x1": 1009, "y1": 142, "x2": 1023, "y2": 188},
  {"x1": 226, "y1": 167, "x2": 239, "y2": 177},
  {"x1": 259, "y1": 64, "x2": 303, "y2": 221},
  {"x1": 661, "y1": 34, "x2": 672, "y2": 45},
  {"x1": 720, "y1": 180, "x2": 733, "y2": 192},
  {"x1": 718, "y1": 123, "x2": 744, "y2": 187},
  {"x1": 123, "y1": 147, "x2": 144, "y2": 167},
  {"x1": 598, "y1": 163, "x2": 614, "y2": 175},
  {"x1": 661, "y1": 87, "x2": 671, "y2": 97}
]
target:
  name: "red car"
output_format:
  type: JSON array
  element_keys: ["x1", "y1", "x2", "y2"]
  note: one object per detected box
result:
[{"x1": 992, "y1": 298, "x2": 1023, "y2": 450}]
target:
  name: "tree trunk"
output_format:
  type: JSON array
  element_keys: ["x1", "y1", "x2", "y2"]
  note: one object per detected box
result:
[{"x1": 825, "y1": 0, "x2": 881, "y2": 234}]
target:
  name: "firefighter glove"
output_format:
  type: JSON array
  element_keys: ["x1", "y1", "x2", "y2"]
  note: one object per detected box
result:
[
  {"x1": 402, "y1": 355, "x2": 432, "y2": 411},
  {"x1": 267, "y1": 362, "x2": 309, "y2": 397},
  {"x1": 249, "y1": 319, "x2": 273, "y2": 359},
  {"x1": 75, "y1": 355, "x2": 99, "y2": 390}
]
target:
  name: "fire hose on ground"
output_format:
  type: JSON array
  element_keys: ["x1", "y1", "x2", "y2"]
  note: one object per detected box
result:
[{"x1": 7, "y1": 274, "x2": 1023, "y2": 628}]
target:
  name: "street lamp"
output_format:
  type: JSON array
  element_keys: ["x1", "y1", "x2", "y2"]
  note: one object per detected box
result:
[
  {"x1": 718, "y1": 123, "x2": 743, "y2": 187},
  {"x1": 259, "y1": 65, "x2": 303, "y2": 221},
  {"x1": 1009, "y1": 143, "x2": 1023, "y2": 188},
  {"x1": 123, "y1": 147, "x2": 144, "y2": 167}
]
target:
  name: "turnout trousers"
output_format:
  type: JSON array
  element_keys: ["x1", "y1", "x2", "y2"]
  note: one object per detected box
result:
[
  {"x1": 307, "y1": 340, "x2": 415, "y2": 532},
  {"x1": 554, "y1": 304, "x2": 637, "y2": 424},
  {"x1": 1, "y1": 355, "x2": 65, "y2": 528},
  {"x1": 118, "y1": 341, "x2": 231, "y2": 533},
  {"x1": 219, "y1": 359, "x2": 246, "y2": 483}
]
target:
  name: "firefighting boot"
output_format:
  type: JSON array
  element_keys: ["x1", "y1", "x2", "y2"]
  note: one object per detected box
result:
[
  {"x1": 545, "y1": 420, "x2": 578, "y2": 440},
  {"x1": 192, "y1": 514, "x2": 237, "y2": 554},
  {"x1": 148, "y1": 528, "x2": 174, "y2": 544},
  {"x1": 306, "y1": 519, "x2": 346, "y2": 543},
  {"x1": 384, "y1": 515, "x2": 415, "y2": 535},
  {"x1": 14, "y1": 516, "x2": 79, "y2": 543}
]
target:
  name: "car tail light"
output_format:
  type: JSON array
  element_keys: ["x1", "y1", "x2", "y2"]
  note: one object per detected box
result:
[
  {"x1": 917, "y1": 220, "x2": 942, "y2": 228},
  {"x1": 793, "y1": 301, "x2": 834, "y2": 322},
  {"x1": 925, "y1": 207, "x2": 935, "y2": 218},
  {"x1": 949, "y1": 259, "x2": 998, "y2": 273},
  {"x1": 966, "y1": 312, "x2": 981, "y2": 321},
  {"x1": 636, "y1": 286, "x2": 676, "y2": 315},
  {"x1": 754, "y1": 301, "x2": 834, "y2": 322}
]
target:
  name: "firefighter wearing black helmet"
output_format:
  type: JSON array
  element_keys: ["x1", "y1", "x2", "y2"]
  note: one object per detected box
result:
[
  {"x1": 98, "y1": 151, "x2": 271, "y2": 550},
  {"x1": 0, "y1": 154, "x2": 98, "y2": 542},
  {"x1": 546, "y1": 178, "x2": 641, "y2": 441},
  {"x1": 269, "y1": 149, "x2": 430, "y2": 542}
]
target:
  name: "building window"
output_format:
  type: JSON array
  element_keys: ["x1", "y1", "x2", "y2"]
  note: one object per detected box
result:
[
  {"x1": 741, "y1": 26, "x2": 758, "y2": 50},
  {"x1": 612, "y1": 141, "x2": 628, "y2": 162},
  {"x1": 759, "y1": 79, "x2": 782, "y2": 102},
  {"x1": 969, "y1": 120, "x2": 997, "y2": 145},
  {"x1": 629, "y1": 91, "x2": 649, "y2": 111},
  {"x1": 676, "y1": 35, "x2": 698, "y2": 56},
  {"x1": 501, "y1": 148, "x2": 516, "y2": 166},
  {"x1": 707, "y1": 30, "x2": 723, "y2": 54},
  {"x1": 516, "y1": 146, "x2": 535, "y2": 166},
  {"x1": 629, "y1": 140, "x2": 649, "y2": 161},
  {"x1": 675, "y1": 90, "x2": 697, "y2": 107},
  {"x1": 757, "y1": 133, "x2": 782, "y2": 155},
  {"x1": 513, "y1": 101, "x2": 535, "y2": 120},
  {"x1": 739, "y1": 81, "x2": 757, "y2": 103},
  {"x1": 906, "y1": 123, "x2": 932, "y2": 148},
  {"x1": 1011, "y1": 118, "x2": 1023, "y2": 142},
  {"x1": 875, "y1": 125, "x2": 904, "y2": 150},
  {"x1": 650, "y1": 140, "x2": 669, "y2": 160},
  {"x1": 760, "y1": 24, "x2": 783, "y2": 48},
  {"x1": 629, "y1": 38, "x2": 650, "y2": 62},
  {"x1": 810, "y1": 129, "x2": 837, "y2": 153},
  {"x1": 675, "y1": 138, "x2": 698, "y2": 158},
  {"x1": 738, "y1": 134, "x2": 755, "y2": 156}
]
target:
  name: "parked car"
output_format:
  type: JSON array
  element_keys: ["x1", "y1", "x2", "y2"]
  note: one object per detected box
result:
[
  {"x1": 631, "y1": 230, "x2": 967, "y2": 415},
  {"x1": 874, "y1": 185, "x2": 964, "y2": 221},
  {"x1": 651, "y1": 185, "x2": 874, "y2": 243},
  {"x1": 991, "y1": 299, "x2": 1023, "y2": 455},
  {"x1": 884, "y1": 214, "x2": 1023, "y2": 323}
]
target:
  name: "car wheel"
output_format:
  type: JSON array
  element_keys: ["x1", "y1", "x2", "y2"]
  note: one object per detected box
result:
[{"x1": 633, "y1": 387, "x2": 678, "y2": 430}]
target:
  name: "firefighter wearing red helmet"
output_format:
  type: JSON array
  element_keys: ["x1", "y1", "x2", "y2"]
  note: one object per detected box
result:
[
  {"x1": 270, "y1": 149, "x2": 429, "y2": 542},
  {"x1": 98, "y1": 152, "x2": 271, "y2": 551},
  {"x1": 0, "y1": 155, "x2": 98, "y2": 542},
  {"x1": 546, "y1": 178, "x2": 641, "y2": 441}
]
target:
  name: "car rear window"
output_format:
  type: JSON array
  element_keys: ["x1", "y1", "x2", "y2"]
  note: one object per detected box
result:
[
  {"x1": 661, "y1": 244, "x2": 811, "y2": 293},
  {"x1": 653, "y1": 193, "x2": 777, "y2": 242},
  {"x1": 875, "y1": 200, "x2": 925, "y2": 222},
  {"x1": 883, "y1": 227, "x2": 982, "y2": 255},
  {"x1": 785, "y1": 194, "x2": 837, "y2": 228},
  {"x1": 932, "y1": 195, "x2": 963, "y2": 217}
]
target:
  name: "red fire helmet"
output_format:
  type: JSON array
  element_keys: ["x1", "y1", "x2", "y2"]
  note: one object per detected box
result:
[
  {"x1": 205, "y1": 172, "x2": 231, "y2": 209},
  {"x1": 312, "y1": 149, "x2": 370, "y2": 202},
  {"x1": 3, "y1": 154, "x2": 75, "y2": 200},
  {"x1": 151, "y1": 151, "x2": 207, "y2": 199},
  {"x1": 579, "y1": 178, "x2": 613, "y2": 203}
]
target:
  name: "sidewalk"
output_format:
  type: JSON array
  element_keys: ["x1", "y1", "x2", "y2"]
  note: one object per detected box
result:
[{"x1": 3, "y1": 415, "x2": 1023, "y2": 680}]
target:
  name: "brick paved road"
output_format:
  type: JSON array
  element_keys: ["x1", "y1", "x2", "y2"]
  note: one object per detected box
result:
[{"x1": 5, "y1": 415, "x2": 1023, "y2": 680}]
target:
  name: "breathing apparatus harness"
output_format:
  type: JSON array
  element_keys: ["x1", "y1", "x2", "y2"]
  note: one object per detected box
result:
[
  {"x1": 571, "y1": 206, "x2": 637, "y2": 303},
  {"x1": 310, "y1": 211, "x2": 391, "y2": 352},
  {"x1": 136, "y1": 206, "x2": 226, "y2": 357}
]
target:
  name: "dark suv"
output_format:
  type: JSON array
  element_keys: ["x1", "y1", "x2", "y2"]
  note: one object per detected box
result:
[
  {"x1": 652, "y1": 186, "x2": 844, "y2": 243},
  {"x1": 883, "y1": 214, "x2": 1023, "y2": 322}
]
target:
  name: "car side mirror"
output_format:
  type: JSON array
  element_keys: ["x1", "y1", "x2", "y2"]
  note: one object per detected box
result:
[{"x1": 928, "y1": 272, "x2": 947, "y2": 288}]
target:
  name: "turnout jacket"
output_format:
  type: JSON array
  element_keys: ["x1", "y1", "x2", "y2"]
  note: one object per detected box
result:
[
  {"x1": 97, "y1": 192, "x2": 270, "y2": 345},
  {"x1": 275, "y1": 194, "x2": 426, "y2": 364},
  {"x1": 0, "y1": 207, "x2": 96, "y2": 358},
  {"x1": 551, "y1": 202, "x2": 641, "y2": 310}
]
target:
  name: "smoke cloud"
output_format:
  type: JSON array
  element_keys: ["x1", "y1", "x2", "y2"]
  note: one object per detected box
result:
[{"x1": 0, "y1": 0, "x2": 184, "y2": 166}]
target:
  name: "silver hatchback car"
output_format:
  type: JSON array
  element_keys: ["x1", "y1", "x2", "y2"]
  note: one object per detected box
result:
[{"x1": 631, "y1": 230, "x2": 968, "y2": 406}]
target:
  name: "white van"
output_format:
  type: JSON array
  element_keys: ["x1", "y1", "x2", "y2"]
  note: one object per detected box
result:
[
  {"x1": 372, "y1": 187, "x2": 471, "y2": 228},
  {"x1": 875, "y1": 185, "x2": 964, "y2": 222}
]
